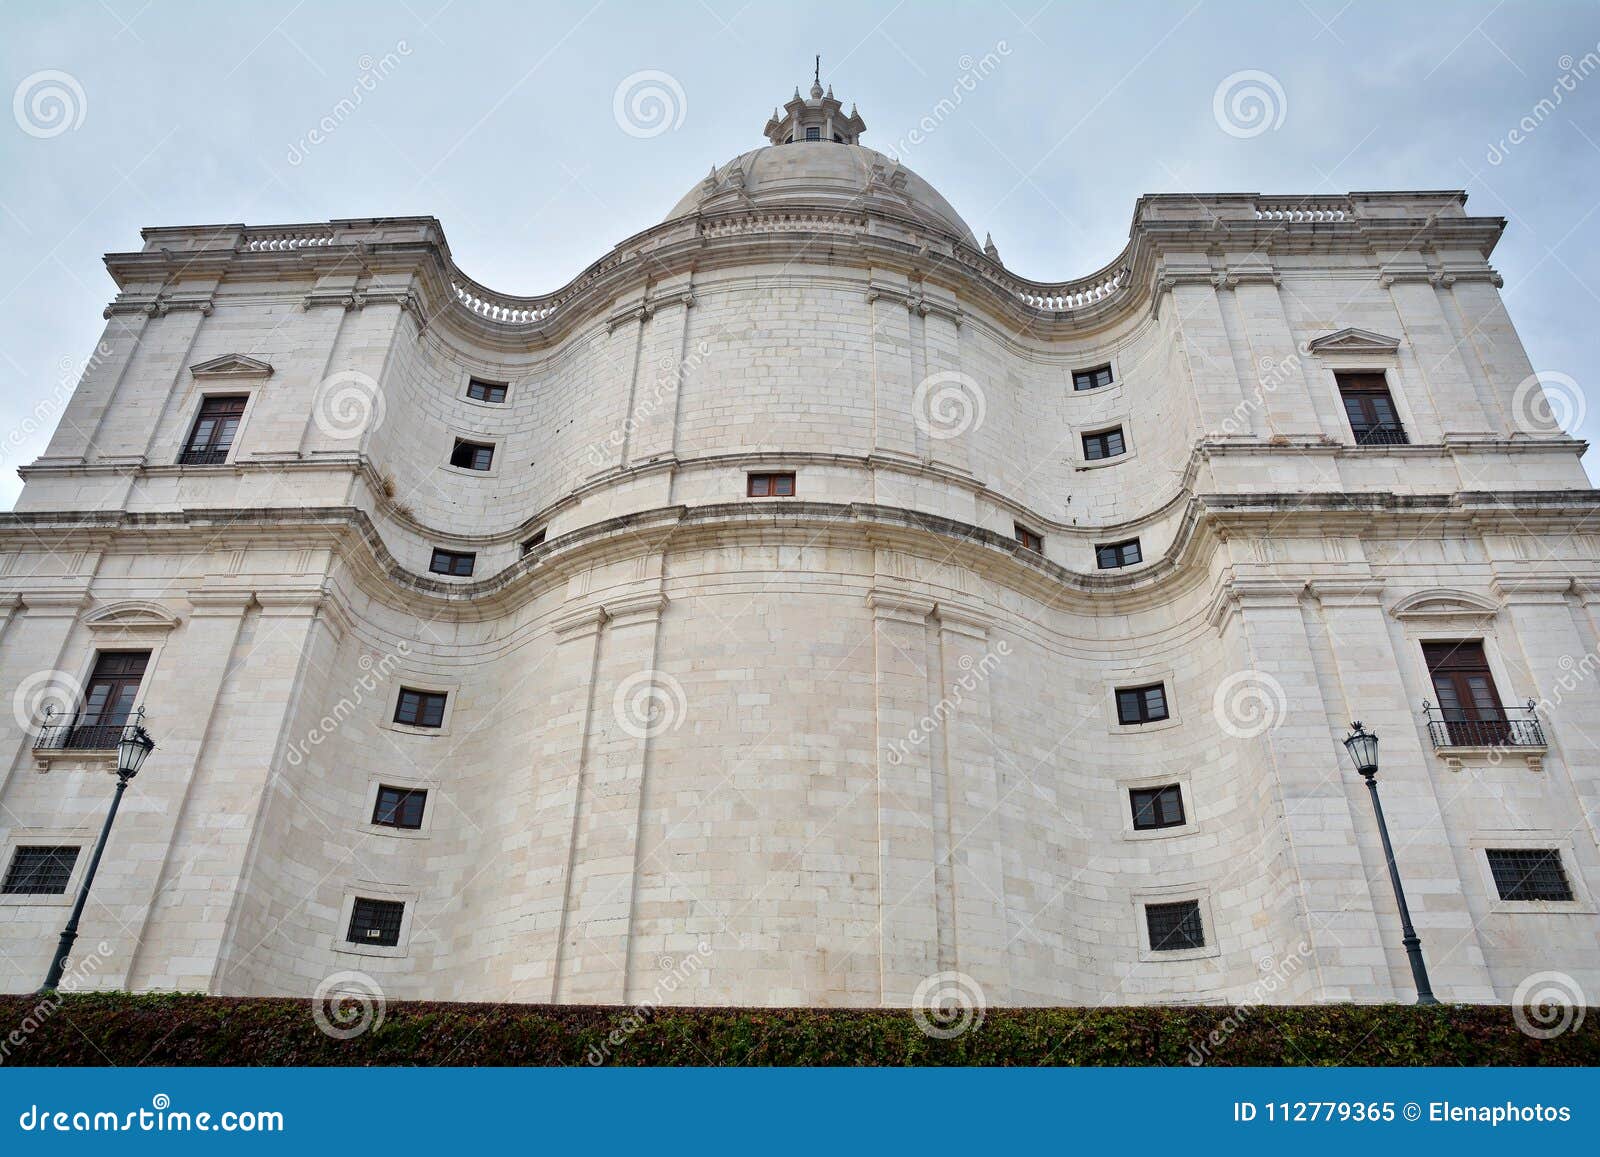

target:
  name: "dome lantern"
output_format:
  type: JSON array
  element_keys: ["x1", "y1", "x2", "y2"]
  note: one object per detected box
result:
[{"x1": 762, "y1": 56, "x2": 867, "y2": 146}]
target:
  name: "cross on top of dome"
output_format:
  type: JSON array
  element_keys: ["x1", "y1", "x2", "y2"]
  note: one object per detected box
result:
[{"x1": 762, "y1": 57, "x2": 866, "y2": 146}]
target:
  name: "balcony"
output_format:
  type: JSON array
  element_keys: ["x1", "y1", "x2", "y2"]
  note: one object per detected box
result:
[
  {"x1": 32, "y1": 708, "x2": 144, "y2": 766},
  {"x1": 1422, "y1": 700, "x2": 1547, "y2": 771},
  {"x1": 1352, "y1": 424, "x2": 1410, "y2": 446},
  {"x1": 177, "y1": 447, "x2": 231, "y2": 465}
]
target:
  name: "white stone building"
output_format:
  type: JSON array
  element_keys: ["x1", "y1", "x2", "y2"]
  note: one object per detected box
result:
[{"x1": 1, "y1": 79, "x2": 1597, "y2": 1008}]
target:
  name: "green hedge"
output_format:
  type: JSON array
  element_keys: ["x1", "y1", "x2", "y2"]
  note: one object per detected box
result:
[{"x1": 1, "y1": 995, "x2": 1594, "y2": 1066}]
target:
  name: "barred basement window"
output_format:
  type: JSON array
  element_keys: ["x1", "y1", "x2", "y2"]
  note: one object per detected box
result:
[
  {"x1": 1486, "y1": 849, "x2": 1574, "y2": 902},
  {"x1": 1096, "y1": 538, "x2": 1142, "y2": 569},
  {"x1": 466, "y1": 378, "x2": 508, "y2": 403},
  {"x1": 429, "y1": 548, "x2": 476, "y2": 577},
  {"x1": 1073, "y1": 364, "x2": 1113, "y2": 391},
  {"x1": 1130, "y1": 785, "x2": 1185, "y2": 831},
  {"x1": 179, "y1": 395, "x2": 247, "y2": 465},
  {"x1": 394, "y1": 688, "x2": 447, "y2": 729},
  {"x1": 748, "y1": 472, "x2": 795, "y2": 497},
  {"x1": 347, "y1": 897, "x2": 405, "y2": 947},
  {"x1": 1014, "y1": 524, "x2": 1043, "y2": 553},
  {"x1": 372, "y1": 786, "x2": 427, "y2": 830},
  {"x1": 1, "y1": 845, "x2": 80, "y2": 895},
  {"x1": 1116, "y1": 683, "x2": 1169, "y2": 725},
  {"x1": 1082, "y1": 426, "x2": 1126, "y2": 461},
  {"x1": 522, "y1": 528, "x2": 547, "y2": 554},
  {"x1": 449, "y1": 438, "x2": 494, "y2": 471},
  {"x1": 1146, "y1": 900, "x2": 1205, "y2": 951}
]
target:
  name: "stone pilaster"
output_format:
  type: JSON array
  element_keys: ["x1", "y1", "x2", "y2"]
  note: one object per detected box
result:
[{"x1": 867, "y1": 589, "x2": 940, "y2": 1003}]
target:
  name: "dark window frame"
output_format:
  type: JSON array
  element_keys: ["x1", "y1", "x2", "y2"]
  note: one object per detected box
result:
[
  {"x1": 747, "y1": 472, "x2": 796, "y2": 497},
  {"x1": 1116, "y1": 683, "x2": 1169, "y2": 725},
  {"x1": 1096, "y1": 538, "x2": 1143, "y2": 569},
  {"x1": 179, "y1": 394, "x2": 249, "y2": 465},
  {"x1": 1145, "y1": 900, "x2": 1206, "y2": 951},
  {"x1": 1, "y1": 845, "x2": 81, "y2": 895},
  {"x1": 1486, "y1": 848, "x2": 1575, "y2": 902},
  {"x1": 465, "y1": 378, "x2": 508, "y2": 404},
  {"x1": 1014, "y1": 524, "x2": 1043, "y2": 553},
  {"x1": 1130, "y1": 785, "x2": 1186, "y2": 831},
  {"x1": 805, "y1": 126, "x2": 821, "y2": 141},
  {"x1": 393, "y1": 687, "x2": 447, "y2": 729},
  {"x1": 1072, "y1": 364, "x2": 1114, "y2": 391},
  {"x1": 449, "y1": 438, "x2": 495, "y2": 471},
  {"x1": 346, "y1": 897, "x2": 406, "y2": 947},
  {"x1": 1082, "y1": 426, "x2": 1127, "y2": 461},
  {"x1": 372, "y1": 786, "x2": 428, "y2": 830},
  {"x1": 1423, "y1": 640, "x2": 1508, "y2": 746},
  {"x1": 428, "y1": 548, "x2": 477, "y2": 577},
  {"x1": 1336, "y1": 372, "x2": 1409, "y2": 446}
]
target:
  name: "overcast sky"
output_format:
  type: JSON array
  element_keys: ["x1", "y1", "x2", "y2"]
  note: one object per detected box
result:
[{"x1": 2, "y1": 0, "x2": 1597, "y2": 508}]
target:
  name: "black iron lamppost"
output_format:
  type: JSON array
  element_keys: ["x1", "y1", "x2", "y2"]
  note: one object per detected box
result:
[
  {"x1": 1342, "y1": 721, "x2": 1438, "y2": 1005},
  {"x1": 39, "y1": 712, "x2": 155, "y2": 992}
]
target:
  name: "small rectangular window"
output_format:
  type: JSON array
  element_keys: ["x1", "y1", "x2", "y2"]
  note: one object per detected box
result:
[
  {"x1": 347, "y1": 897, "x2": 405, "y2": 947},
  {"x1": 1072, "y1": 364, "x2": 1113, "y2": 391},
  {"x1": 372, "y1": 786, "x2": 427, "y2": 830},
  {"x1": 1, "y1": 845, "x2": 80, "y2": 895},
  {"x1": 1337, "y1": 373, "x2": 1409, "y2": 446},
  {"x1": 1014, "y1": 524, "x2": 1043, "y2": 553},
  {"x1": 466, "y1": 378, "x2": 508, "y2": 403},
  {"x1": 1130, "y1": 785, "x2": 1185, "y2": 831},
  {"x1": 429, "y1": 548, "x2": 476, "y2": 577},
  {"x1": 180, "y1": 395, "x2": 248, "y2": 465},
  {"x1": 449, "y1": 439, "x2": 495, "y2": 471},
  {"x1": 1486, "y1": 849, "x2": 1574, "y2": 902},
  {"x1": 1082, "y1": 427, "x2": 1126, "y2": 461},
  {"x1": 394, "y1": 688, "x2": 447, "y2": 729},
  {"x1": 1096, "y1": 538, "x2": 1142, "y2": 569},
  {"x1": 1116, "y1": 683, "x2": 1169, "y2": 725},
  {"x1": 748, "y1": 472, "x2": 795, "y2": 497},
  {"x1": 522, "y1": 528, "x2": 547, "y2": 555},
  {"x1": 805, "y1": 126, "x2": 820, "y2": 141},
  {"x1": 1145, "y1": 900, "x2": 1205, "y2": 951}
]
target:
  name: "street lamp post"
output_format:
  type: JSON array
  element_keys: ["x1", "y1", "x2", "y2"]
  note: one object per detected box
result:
[
  {"x1": 1342, "y1": 721, "x2": 1438, "y2": 1005},
  {"x1": 39, "y1": 712, "x2": 155, "y2": 992}
]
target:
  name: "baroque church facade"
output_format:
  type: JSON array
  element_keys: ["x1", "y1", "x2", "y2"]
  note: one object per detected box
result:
[{"x1": 1, "y1": 79, "x2": 1598, "y2": 1007}]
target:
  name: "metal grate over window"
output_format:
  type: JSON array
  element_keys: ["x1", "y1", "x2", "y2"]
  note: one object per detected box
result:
[
  {"x1": 2, "y1": 845, "x2": 80, "y2": 895},
  {"x1": 1145, "y1": 900, "x2": 1205, "y2": 951},
  {"x1": 1486, "y1": 849, "x2": 1574, "y2": 902},
  {"x1": 347, "y1": 897, "x2": 405, "y2": 946}
]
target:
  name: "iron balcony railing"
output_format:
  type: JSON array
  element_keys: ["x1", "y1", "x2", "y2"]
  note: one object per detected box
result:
[
  {"x1": 178, "y1": 447, "x2": 231, "y2": 465},
  {"x1": 32, "y1": 706, "x2": 145, "y2": 753},
  {"x1": 1353, "y1": 424, "x2": 1410, "y2": 446},
  {"x1": 1422, "y1": 699, "x2": 1545, "y2": 749}
]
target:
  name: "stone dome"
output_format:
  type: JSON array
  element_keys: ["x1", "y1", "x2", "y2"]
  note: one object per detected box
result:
[
  {"x1": 666, "y1": 141, "x2": 978, "y2": 246},
  {"x1": 665, "y1": 71, "x2": 978, "y2": 246}
]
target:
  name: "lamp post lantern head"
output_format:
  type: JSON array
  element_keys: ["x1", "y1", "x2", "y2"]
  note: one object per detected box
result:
[
  {"x1": 116, "y1": 717, "x2": 155, "y2": 779},
  {"x1": 1343, "y1": 721, "x2": 1379, "y2": 778}
]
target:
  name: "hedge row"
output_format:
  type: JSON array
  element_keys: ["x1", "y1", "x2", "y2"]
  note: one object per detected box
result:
[{"x1": 0, "y1": 994, "x2": 1593, "y2": 1066}]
